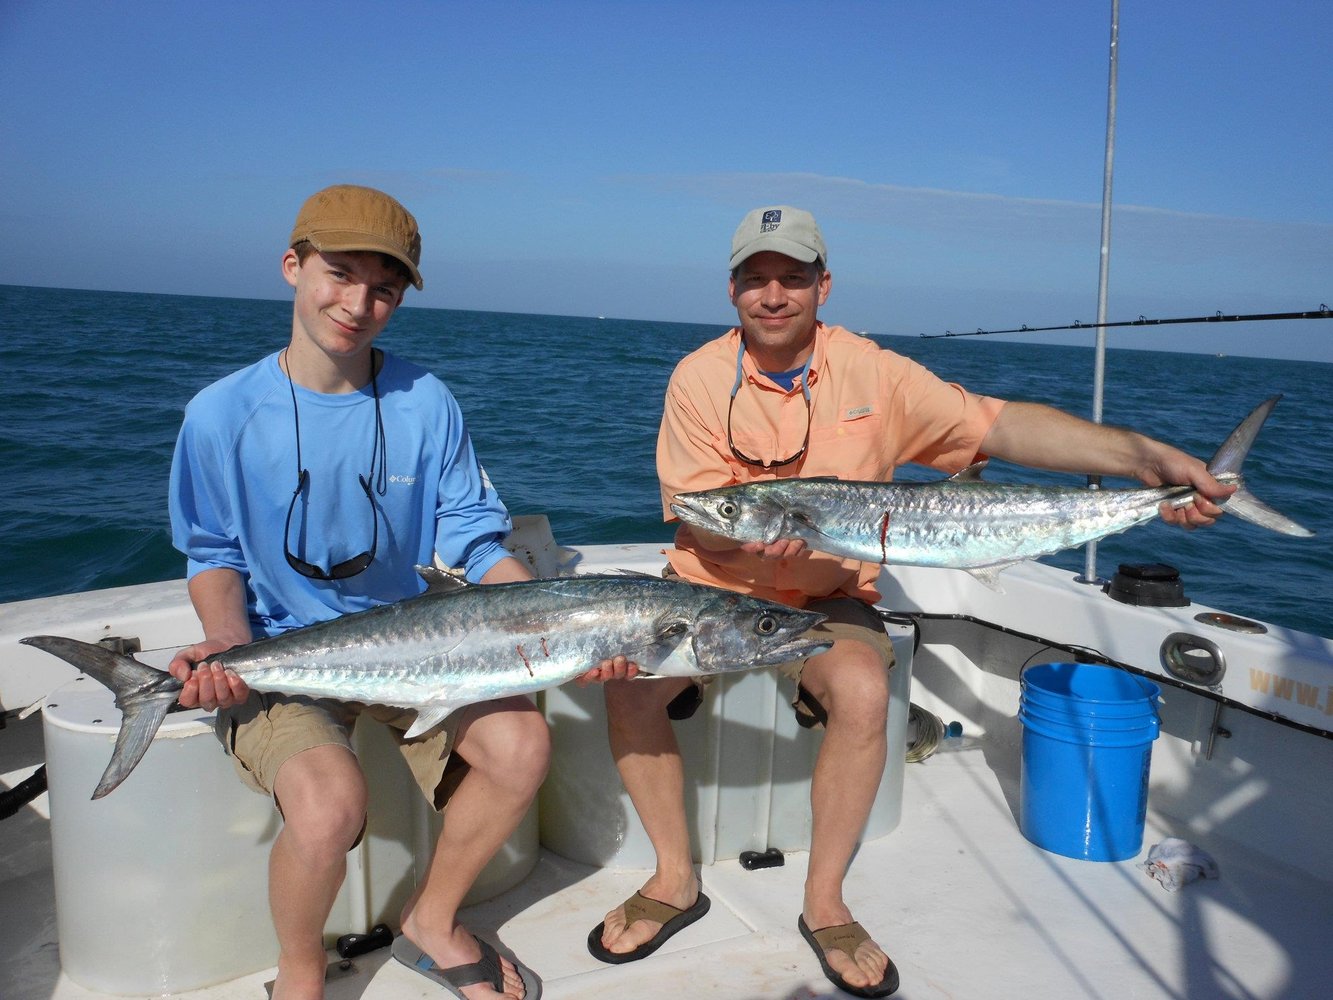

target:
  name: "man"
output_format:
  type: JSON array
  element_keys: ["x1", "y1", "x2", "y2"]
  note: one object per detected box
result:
[
  {"x1": 589, "y1": 206, "x2": 1230, "y2": 997},
  {"x1": 168, "y1": 184, "x2": 630, "y2": 1000}
]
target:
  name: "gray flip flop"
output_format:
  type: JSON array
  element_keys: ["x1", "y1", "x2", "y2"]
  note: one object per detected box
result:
[{"x1": 393, "y1": 932, "x2": 542, "y2": 999}]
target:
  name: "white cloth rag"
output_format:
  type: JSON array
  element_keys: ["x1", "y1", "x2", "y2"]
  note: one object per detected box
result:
[{"x1": 1140, "y1": 837, "x2": 1220, "y2": 892}]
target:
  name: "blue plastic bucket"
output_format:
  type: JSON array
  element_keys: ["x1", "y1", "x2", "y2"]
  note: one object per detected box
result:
[{"x1": 1018, "y1": 662, "x2": 1161, "y2": 862}]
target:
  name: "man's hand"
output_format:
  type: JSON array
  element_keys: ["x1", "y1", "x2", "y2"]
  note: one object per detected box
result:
[
  {"x1": 168, "y1": 639, "x2": 250, "y2": 710},
  {"x1": 741, "y1": 538, "x2": 808, "y2": 560},
  {"x1": 1157, "y1": 492, "x2": 1232, "y2": 530},
  {"x1": 575, "y1": 654, "x2": 640, "y2": 686},
  {"x1": 1139, "y1": 448, "x2": 1237, "y2": 530}
]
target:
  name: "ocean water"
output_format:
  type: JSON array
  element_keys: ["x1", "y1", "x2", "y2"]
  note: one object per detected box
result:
[{"x1": 2, "y1": 284, "x2": 1328, "y2": 637}]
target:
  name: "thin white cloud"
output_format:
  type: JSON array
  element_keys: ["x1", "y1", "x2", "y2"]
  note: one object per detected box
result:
[{"x1": 625, "y1": 171, "x2": 1333, "y2": 268}]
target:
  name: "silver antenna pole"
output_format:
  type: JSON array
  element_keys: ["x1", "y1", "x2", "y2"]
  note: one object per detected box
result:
[{"x1": 1079, "y1": 0, "x2": 1119, "y2": 587}]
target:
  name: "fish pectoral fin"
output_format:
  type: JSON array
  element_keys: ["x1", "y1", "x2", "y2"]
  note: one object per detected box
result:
[
  {"x1": 965, "y1": 563, "x2": 1016, "y2": 593},
  {"x1": 403, "y1": 706, "x2": 459, "y2": 740},
  {"x1": 783, "y1": 509, "x2": 829, "y2": 539}
]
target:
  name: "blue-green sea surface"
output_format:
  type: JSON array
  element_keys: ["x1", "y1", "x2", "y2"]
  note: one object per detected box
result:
[{"x1": 2, "y1": 285, "x2": 1328, "y2": 637}]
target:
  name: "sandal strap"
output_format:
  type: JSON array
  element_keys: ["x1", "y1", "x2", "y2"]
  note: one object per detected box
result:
[
  {"x1": 417, "y1": 936, "x2": 504, "y2": 990},
  {"x1": 622, "y1": 891, "x2": 687, "y2": 928},
  {"x1": 810, "y1": 920, "x2": 872, "y2": 959}
]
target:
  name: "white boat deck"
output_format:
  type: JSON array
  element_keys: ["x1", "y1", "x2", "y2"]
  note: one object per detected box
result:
[
  {"x1": 4, "y1": 705, "x2": 1329, "y2": 999},
  {"x1": 3, "y1": 540, "x2": 1331, "y2": 998}
]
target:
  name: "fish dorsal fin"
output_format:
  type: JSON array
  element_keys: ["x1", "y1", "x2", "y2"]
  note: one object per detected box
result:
[
  {"x1": 416, "y1": 565, "x2": 471, "y2": 594},
  {"x1": 949, "y1": 461, "x2": 989, "y2": 482},
  {"x1": 403, "y1": 706, "x2": 458, "y2": 740}
]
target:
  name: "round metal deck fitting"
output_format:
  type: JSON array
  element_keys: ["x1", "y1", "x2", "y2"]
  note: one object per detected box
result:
[
  {"x1": 1160, "y1": 632, "x2": 1227, "y2": 687},
  {"x1": 1194, "y1": 612, "x2": 1268, "y2": 635}
]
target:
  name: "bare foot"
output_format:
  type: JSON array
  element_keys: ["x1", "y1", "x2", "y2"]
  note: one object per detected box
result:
[{"x1": 270, "y1": 942, "x2": 328, "y2": 1000}]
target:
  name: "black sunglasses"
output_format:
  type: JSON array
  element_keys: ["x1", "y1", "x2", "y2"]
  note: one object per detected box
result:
[
  {"x1": 281, "y1": 349, "x2": 386, "y2": 581},
  {"x1": 283, "y1": 470, "x2": 379, "y2": 580},
  {"x1": 726, "y1": 339, "x2": 813, "y2": 470}
]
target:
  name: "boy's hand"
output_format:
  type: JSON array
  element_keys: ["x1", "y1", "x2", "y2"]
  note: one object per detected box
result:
[{"x1": 168, "y1": 639, "x2": 250, "y2": 710}]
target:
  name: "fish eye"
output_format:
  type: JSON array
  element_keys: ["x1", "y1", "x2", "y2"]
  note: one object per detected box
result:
[
  {"x1": 719, "y1": 501, "x2": 739, "y2": 519},
  {"x1": 755, "y1": 614, "x2": 778, "y2": 635}
]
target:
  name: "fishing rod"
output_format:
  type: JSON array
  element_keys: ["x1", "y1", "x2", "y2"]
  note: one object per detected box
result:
[{"x1": 920, "y1": 305, "x2": 1332, "y2": 340}]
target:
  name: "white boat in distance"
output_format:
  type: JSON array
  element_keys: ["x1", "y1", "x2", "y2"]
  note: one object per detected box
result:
[{"x1": 2, "y1": 519, "x2": 1330, "y2": 999}]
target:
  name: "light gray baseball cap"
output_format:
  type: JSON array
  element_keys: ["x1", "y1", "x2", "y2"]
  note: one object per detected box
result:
[{"x1": 729, "y1": 206, "x2": 827, "y2": 270}]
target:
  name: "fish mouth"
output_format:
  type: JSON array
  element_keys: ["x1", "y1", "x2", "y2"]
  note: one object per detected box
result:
[
  {"x1": 670, "y1": 497, "x2": 735, "y2": 537},
  {"x1": 750, "y1": 609, "x2": 834, "y2": 666},
  {"x1": 754, "y1": 635, "x2": 834, "y2": 666},
  {"x1": 670, "y1": 498, "x2": 708, "y2": 522}
]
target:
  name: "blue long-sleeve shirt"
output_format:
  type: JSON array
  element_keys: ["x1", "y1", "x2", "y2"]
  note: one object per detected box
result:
[{"x1": 170, "y1": 350, "x2": 512, "y2": 637}]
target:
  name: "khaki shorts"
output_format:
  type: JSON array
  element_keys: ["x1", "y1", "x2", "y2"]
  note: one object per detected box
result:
[
  {"x1": 663, "y1": 569, "x2": 896, "y2": 729},
  {"x1": 217, "y1": 694, "x2": 466, "y2": 812}
]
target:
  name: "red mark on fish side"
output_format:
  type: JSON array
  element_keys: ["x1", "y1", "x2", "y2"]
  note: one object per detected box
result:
[
  {"x1": 540, "y1": 637, "x2": 551, "y2": 657},
  {"x1": 879, "y1": 510, "x2": 891, "y2": 562},
  {"x1": 516, "y1": 644, "x2": 534, "y2": 676}
]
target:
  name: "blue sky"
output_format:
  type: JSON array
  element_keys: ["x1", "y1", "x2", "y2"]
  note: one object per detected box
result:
[{"x1": 1, "y1": 0, "x2": 1329, "y2": 361}]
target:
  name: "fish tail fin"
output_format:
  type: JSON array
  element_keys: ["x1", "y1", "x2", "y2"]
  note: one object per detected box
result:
[
  {"x1": 20, "y1": 635, "x2": 182, "y2": 799},
  {"x1": 1205, "y1": 395, "x2": 1313, "y2": 538},
  {"x1": 1223, "y1": 486, "x2": 1314, "y2": 537},
  {"x1": 1206, "y1": 395, "x2": 1278, "y2": 478}
]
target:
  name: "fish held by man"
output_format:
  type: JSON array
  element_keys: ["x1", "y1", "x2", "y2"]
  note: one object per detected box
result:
[
  {"x1": 670, "y1": 396, "x2": 1313, "y2": 589},
  {"x1": 22, "y1": 574, "x2": 831, "y2": 799}
]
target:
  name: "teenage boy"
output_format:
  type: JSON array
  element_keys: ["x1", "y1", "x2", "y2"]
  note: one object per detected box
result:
[{"x1": 169, "y1": 184, "x2": 627, "y2": 1000}]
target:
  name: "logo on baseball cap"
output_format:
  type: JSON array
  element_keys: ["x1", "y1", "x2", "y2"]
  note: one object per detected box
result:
[{"x1": 730, "y1": 205, "x2": 826, "y2": 270}]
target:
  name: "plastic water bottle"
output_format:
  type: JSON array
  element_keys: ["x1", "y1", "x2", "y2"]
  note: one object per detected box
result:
[
  {"x1": 905, "y1": 706, "x2": 984, "y2": 762},
  {"x1": 934, "y1": 720, "x2": 983, "y2": 754}
]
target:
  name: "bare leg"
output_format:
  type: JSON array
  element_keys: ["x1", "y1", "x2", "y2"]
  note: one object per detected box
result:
[
  {"x1": 268, "y1": 744, "x2": 368, "y2": 1000},
  {"x1": 799, "y1": 639, "x2": 894, "y2": 990},
  {"x1": 595, "y1": 677, "x2": 701, "y2": 955},
  {"x1": 400, "y1": 696, "x2": 549, "y2": 1000}
]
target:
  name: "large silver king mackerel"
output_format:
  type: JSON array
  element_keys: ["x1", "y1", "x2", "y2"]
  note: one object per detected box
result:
[
  {"x1": 23, "y1": 574, "x2": 831, "y2": 799},
  {"x1": 670, "y1": 396, "x2": 1312, "y2": 589}
]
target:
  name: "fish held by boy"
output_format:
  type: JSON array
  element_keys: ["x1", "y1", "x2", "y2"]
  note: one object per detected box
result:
[
  {"x1": 669, "y1": 395, "x2": 1312, "y2": 590},
  {"x1": 23, "y1": 574, "x2": 831, "y2": 799}
]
